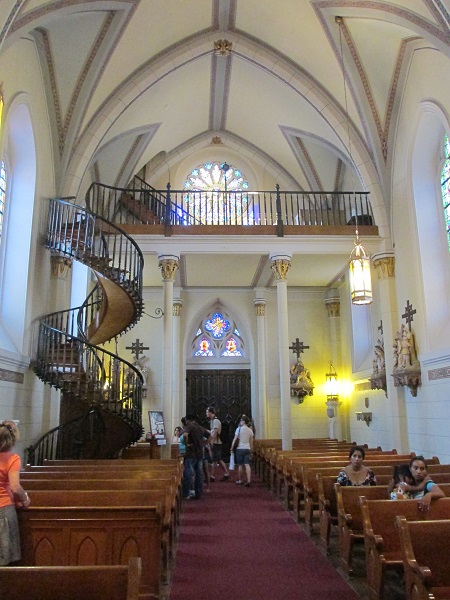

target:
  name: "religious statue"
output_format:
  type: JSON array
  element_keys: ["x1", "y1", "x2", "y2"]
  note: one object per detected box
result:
[
  {"x1": 290, "y1": 358, "x2": 314, "y2": 399},
  {"x1": 394, "y1": 324, "x2": 417, "y2": 370},
  {"x1": 372, "y1": 339, "x2": 385, "y2": 375},
  {"x1": 392, "y1": 317, "x2": 421, "y2": 396}
]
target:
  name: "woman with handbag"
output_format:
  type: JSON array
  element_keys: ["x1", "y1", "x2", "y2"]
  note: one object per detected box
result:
[{"x1": 230, "y1": 415, "x2": 254, "y2": 487}]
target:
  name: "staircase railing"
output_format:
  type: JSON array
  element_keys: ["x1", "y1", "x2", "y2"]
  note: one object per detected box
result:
[
  {"x1": 26, "y1": 408, "x2": 105, "y2": 466},
  {"x1": 31, "y1": 197, "x2": 145, "y2": 463},
  {"x1": 86, "y1": 182, "x2": 373, "y2": 229}
]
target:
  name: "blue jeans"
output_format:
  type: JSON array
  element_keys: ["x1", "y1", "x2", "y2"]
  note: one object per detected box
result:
[{"x1": 183, "y1": 457, "x2": 204, "y2": 499}]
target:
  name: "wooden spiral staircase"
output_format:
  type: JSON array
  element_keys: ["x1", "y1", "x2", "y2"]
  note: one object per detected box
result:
[{"x1": 28, "y1": 197, "x2": 145, "y2": 465}]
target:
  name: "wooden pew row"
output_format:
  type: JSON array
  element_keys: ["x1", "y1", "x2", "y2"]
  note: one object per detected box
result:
[
  {"x1": 280, "y1": 451, "x2": 406, "y2": 506},
  {"x1": 289, "y1": 455, "x2": 423, "y2": 518},
  {"x1": 21, "y1": 489, "x2": 175, "y2": 590},
  {"x1": 269, "y1": 447, "x2": 393, "y2": 498},
  {"x1": 335, "y1": 484, "x2": 390, "y2": 575},
  {"x1": 24, "y1": 478, "x2": 180, "y2": 561},
  {"x1": 397, "y1": 516, "x2": 450, "y2": 600},
  {"x1": 18, "y1": 499, "x2": 161, "y2": 600},
  {"x1": 254, "y1": 439, "x2": 353, "y2": 481},
  {"x1": 361, "y1": 498, "x2": 450, "y2": 600},
  {"x1": 336, "y1": 483, "x2": 450, "y2": 577},
  {"x1": 0, "y1": 558, "x2": 141, "y2": 600},
  {"x1": 315, "y1": 471, "x2": 450, "y2": 552},
  {"x1": 257, "y1": 442, "x2": 358, "y2": 483}
]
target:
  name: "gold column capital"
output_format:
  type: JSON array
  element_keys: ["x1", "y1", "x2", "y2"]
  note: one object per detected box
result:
[
  {"x1": 254, "y1": 301, "x2": 266, "y2": 316},
  {"x1": 325, "y1": 300, "x2": 340, "y2": 318},
  {"x1": 270, "y1": 255, "x2": 291, "y2": 281},
  {"x1": 372, "y1": 254, "x2": 395, "y2": 279},
  {"x1": 158, "y1": 257, "x2": 179, "y2": 281},
  {"x1": 50, "y1": 255, "x2": 72, "y2": 279},
  {"x1": 173, "y1": 301, "x2": 183, "y2": 317}
]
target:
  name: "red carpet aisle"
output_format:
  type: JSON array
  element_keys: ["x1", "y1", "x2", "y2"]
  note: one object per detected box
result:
[{"x1": 169, "y1": 478, "x2": 360, "y2": 600}]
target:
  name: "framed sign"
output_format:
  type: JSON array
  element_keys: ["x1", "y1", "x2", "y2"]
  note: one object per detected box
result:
[{"x1": 148, "y1": 411, "x2": 165, "y2": 438}]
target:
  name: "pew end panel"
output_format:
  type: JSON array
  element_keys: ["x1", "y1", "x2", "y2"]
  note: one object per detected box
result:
[
  {"x1": 0, "y1": 558, "x2": 142, "y2": 600},
  {"x1": 18, "y1": 505, "x2": 162, "y2": 599},
  {"x1": 360, "y1": 497, "x2": 450, "y2": 600},
  {"x1": 397, "y1": 516, "x2": 450, "y2": 600}
]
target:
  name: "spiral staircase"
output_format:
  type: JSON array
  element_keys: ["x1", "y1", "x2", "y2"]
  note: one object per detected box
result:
[{"x1": 28, "y1": 196, "x2": 145, "y2": 465}]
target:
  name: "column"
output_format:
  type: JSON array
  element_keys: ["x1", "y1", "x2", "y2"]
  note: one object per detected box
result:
[
  {"x1": 254, "y1": 292, "x2": 267, "y2": 439},
  {"x1": 158, "y1": 254, "x2": 179, "y2": 456},
  {"x1": 325, "y1": 289, "x2": 344, "y2": 440},
  {"x1": 270, "y1": 253, "x2": 292, "y2": 451},
  {"x1": 372, "y1": 252, "x2": 408, "y2": 452},
  {"x1": 172, "y1": 295, "x2": 183, "y2": 432}
]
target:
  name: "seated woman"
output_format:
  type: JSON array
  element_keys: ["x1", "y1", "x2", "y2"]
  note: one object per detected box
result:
[
  {"x1": 397, "y1": 455, "x2": 445, "y2": 510},
  {"x1": 337, "y1": 445, "x2": 377, "y2": 486},
  {"x1": 389, "y1": 463, "x2": 414, "y2": 499}
]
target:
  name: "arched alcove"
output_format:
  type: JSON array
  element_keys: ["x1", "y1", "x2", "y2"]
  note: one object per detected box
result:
[
  {"x1": 0, "y1": 102, "x2": 36, "y2": 355},
  {"x1": 411, "y1": 102, "x2": 450, "y2": 351}
]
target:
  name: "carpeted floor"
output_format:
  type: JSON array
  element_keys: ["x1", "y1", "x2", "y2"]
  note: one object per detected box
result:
[{"x1": 168, "y1": 476, "x2": 362, "y2": 600}]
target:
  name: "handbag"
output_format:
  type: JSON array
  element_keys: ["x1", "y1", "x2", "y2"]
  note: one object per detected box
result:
[{"x1": 229, "y1": 451, "x2": 235, "y2": 470}]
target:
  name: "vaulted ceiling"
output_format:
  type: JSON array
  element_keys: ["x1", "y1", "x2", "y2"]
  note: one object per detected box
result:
[{"x1": 2, "y1": 0, "x2": 449, "y2": 288}]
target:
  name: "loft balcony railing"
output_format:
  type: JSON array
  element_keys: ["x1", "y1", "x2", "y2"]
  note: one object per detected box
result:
[{"x1": 86, "y1": 181, "x2": 375, "y2": 235}]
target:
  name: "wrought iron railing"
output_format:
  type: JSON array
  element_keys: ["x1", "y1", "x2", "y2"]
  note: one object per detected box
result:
[
  {"x1": 32, "y1": 197, "x2": 145, "y2": 462},
  {"x1": 26, "y1": 409, "x2": 105, "y2": 466},
  {"x1": 86, "y1": 182, "x2": 374, "y2": 232}
]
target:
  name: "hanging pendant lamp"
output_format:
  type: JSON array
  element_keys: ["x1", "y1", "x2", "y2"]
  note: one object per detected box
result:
[{"x1": 349, "y1": 227, "x2": 372, "y2": 305}]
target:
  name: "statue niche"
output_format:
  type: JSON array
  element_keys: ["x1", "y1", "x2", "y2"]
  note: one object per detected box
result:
[
  {"x1": 369, "y1": 338, "x2": 387, "y2": 396},
  {"x1": 290, "y1": 358, "x2": 314, "y2": 403},
  {"x1": 392, "y1": 323, "x2": 421, "y2": 396}
]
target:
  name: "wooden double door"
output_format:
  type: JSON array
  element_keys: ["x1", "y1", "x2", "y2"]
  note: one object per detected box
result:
[{"x1": 186, "y1": 369, "x2": 251, "y2": 460}]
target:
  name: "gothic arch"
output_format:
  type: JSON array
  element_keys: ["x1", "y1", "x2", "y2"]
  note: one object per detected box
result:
[{"x1": 411, "y1": 101, "x2": 450, "y2": 352}]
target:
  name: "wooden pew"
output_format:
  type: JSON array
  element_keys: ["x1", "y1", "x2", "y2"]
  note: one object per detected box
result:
[
  {"x1": 291, "y1": 456, "x2": 419, "y2": 521},
  {"x1": 18, "y1": 500, "x2": 161, "y2": 599},
  {"x1": 23, "y1": 477, "x2": 181, "y2": 552},
  {"x1": 0, "y1": 557, "x2": 141, "y2": 600},
  {"x1": 335, "y1": 483, "x2": 390, "y2": 575},
  {"x1": 397, "y1": 516, "x2": 450, "y2": 600},
  {"x1": 360, "y1": 497, "x2": 450, "y2": 600},
  {"x1": 273, "y1": 448, "x2": 390, "y2": 500},
  {"x1": 317, "y1": 473, "x2": 450, "y2": 553}
]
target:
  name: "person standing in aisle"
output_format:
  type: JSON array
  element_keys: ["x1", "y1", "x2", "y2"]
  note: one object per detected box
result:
[
  {"x1": 0, "y1": 421, "x2": 31, "y2": 565},
  {"x1": 206, "y1": 407, "x2": 230, "y2": 481},
  {"x1": 230, "y1": 415, "x2": 254, "y2": 487}
]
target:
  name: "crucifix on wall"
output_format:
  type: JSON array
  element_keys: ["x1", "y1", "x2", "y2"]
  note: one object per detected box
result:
[
  {"x1": 126, "y1": 338, "x2": 149, "y2": 361},
  {"x1": 289, "y1": 338, "x2": 314, "y2": 401},
  {"x1": 402, "y1": 300, "x2": 417, "y2": 331}
]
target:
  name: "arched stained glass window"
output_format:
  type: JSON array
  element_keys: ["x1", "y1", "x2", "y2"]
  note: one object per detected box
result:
[
  {"x1": 183, "y1": 161, "x2": 255, "y2": 225},
  {"x1": 0, "y1": 92, "x2": 4, "y2": 244},
  {"x1": 0, "y1": 161, "x2": 5, "y2": 243},
  {"x1": 441, "y1": 134, "x2": 450, "y2": 252},
  {"x1": 192, "y1": 309, "x2": 244, "y2": 358}
]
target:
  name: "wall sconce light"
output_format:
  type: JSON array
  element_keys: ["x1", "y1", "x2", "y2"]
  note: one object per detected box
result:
[
  {"x1": 325, "y1": 361, "x2": 339, "y2": 401},
  {"x1": 356, "y1": 412, "x2": 372, "y2": 427}
]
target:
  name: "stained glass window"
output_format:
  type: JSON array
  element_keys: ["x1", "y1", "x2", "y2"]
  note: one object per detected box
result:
[
  {"x1": 205, "y1": 312, "x2": 230, "y2": 338},
  {"x1": 221, "y1": 338, "x2": 242, "y2": 357},
  {"x1": 191, "y1": 309, "x2": 245, "y2": 358},
  {"x1": 0, "y1": 161, "x2": 5, "y2": 243},
  {"x1": 183, "y1": 161, "x2": 254, "y2": 225},
  {"x1": 194, "y1": 338, "x2": 214, "y2": 356},
  {"x1": 441, "y1": 134, "x2": 450, "y2": 252}
]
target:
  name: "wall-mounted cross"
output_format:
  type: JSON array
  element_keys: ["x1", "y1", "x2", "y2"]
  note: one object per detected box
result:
[
  {"x1": 402, "y1": 300, "x2": 417, "y2": 331},
  {"x1": 378, "y1": 320, "x2": 383, "y2": 336},
  {"x1": 289, "y1": 338, "x2": 310, "y2": 360},
  {"x1": 126, "y1": 338, "x2": 149, "y2": 361}
]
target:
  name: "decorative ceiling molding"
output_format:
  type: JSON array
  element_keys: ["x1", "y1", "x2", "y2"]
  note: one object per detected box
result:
[
  {"x1": 297, "y1": 137, "x2": 324, "y2": 191},
  {"x1": 424, "y1": 0, "x2": 450, "y2": 29},
  {"x1": 334, "y1": 159, "x2": 344, "y2": 191},
  {"x1": 251, "y1": 255, "x2": 269, "y2": 288},
  {"x1": 0, "y1": 0, "x2": 27, "y2": 54},
  {"x1": 313, "y1": 1, "x2": 450, "y2": 48},
  {"x1": 209, "y1": 47, "x2": 233, "y2": 130}
]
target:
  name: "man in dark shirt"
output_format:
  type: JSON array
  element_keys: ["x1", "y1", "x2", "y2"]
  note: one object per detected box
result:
[{"x1": 182, "y1": 414, "x2": 211, "y2": 500}]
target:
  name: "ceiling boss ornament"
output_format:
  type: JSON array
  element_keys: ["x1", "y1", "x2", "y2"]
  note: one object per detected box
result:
[{"x1": 214, "y1": 39, "x2": 232, "y2": 56}]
